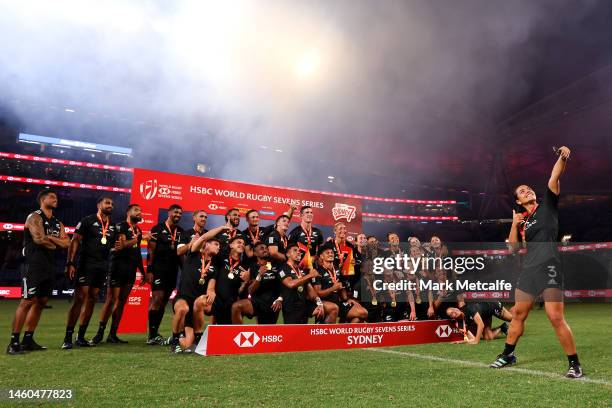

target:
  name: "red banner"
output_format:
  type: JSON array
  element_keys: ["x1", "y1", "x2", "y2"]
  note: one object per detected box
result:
[
  {"x1": 0, "y1": 151, "x2": 133, "y2": 172},
  {"x1": 0, "y1": 286, "x2": 22, "y2": 298},
  {"x1": 195, "y1": 320, "x2": 463, "y2": 356},
  {"x1": 117, "y1": 284, "x2": 151, "y2": 334},
  {"x1": 0, "y1": 175, "x2": 131, "y2": 193},
  {"x1": 131, "y1": 168, "x2": 362, "y2": 229}
]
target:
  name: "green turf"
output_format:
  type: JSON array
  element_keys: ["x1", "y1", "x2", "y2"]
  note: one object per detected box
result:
[{"x1": 0, "y1": 300, "x2": 610, "y2": 407}]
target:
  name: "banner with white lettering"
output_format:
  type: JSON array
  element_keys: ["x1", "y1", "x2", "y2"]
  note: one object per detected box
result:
[{"x1": 195, "y1": 320, "x2": 463, "y2": 356}]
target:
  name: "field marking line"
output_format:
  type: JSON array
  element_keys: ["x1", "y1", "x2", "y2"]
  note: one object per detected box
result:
[{"x1": 365, "y1": 348, "x2": 612, "y2": 386}]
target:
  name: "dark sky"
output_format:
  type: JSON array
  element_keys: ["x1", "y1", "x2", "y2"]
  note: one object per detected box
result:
[{"x1": 1, "y1": 0, "x2": 611, "y2": 198}]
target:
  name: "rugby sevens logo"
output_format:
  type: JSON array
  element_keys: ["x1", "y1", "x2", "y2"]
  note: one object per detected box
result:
[
  {"x1": 332, "y1": 203, "x2": 357, "y2": 222},
  {"x1": 139, "y1": 179, "x2": 158, "y2": 200},
  {"x1": 234, "y1": 332, "x2": 260, "y2": 348}
]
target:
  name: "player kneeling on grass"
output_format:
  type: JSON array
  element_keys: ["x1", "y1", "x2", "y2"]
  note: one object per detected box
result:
[
  {"x1": 313, "y1": 245, "x2": 368, "y2": 323},
  {"x1": 278, "y1": 243, "x2": 333, "y2": 324},
  {"x1": 168, "y1": 227, "x2": 227, "y2": 353},
  {"x1": 232, "y1": 242, "x2": 282, "y2": 324},
  {"x1": 446, "y1": 301, "x2": 513, "y2": 344}
]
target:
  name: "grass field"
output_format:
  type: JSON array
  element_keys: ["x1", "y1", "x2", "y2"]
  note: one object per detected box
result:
[{"x1": 1, "y1": 300, "x2": 611, "y2": 407}]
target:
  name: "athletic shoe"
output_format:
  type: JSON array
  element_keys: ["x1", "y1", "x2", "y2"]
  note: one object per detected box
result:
[
  {"x1": 490, "y1": 353, "x2": 517, "y2": 368},
  {"x1": 170, "y1": 343, "x2": 183, "y2": 354},
  {"x1": 6, "y1": 343, "x2": 25, "y2": 355},
  {"x1": 106, "y1": 335, "x2": 128, "y2": 344},
  {"x1": 182, "y1": 346, "x2": 194, "y2": 354},
  {"x1": 500, "y1": 322, "x2": 509, "y2": 335},
  {"x1": 21, "y1": 339, "x2": 47, "y2": 351},
  {"x1": 146, "y1": 335, "x2": 166, "y2": 345},
  {"x1": 565, "y1": 364, "x2": 584, "y2": 378},
  {"x1": 75, "y1": 338, "x2": 95, "y2": 347},
  {"x1": 61, "y1": 341, "x2": 73, "y2": 350},
  {"x1": 90, "y1": 332, "x2": 104, "y2": 345}
]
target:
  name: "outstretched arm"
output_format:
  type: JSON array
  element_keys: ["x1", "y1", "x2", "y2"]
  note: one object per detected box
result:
[{"x1": 548, "y1": 146, "x2": 570, "y2": 195}]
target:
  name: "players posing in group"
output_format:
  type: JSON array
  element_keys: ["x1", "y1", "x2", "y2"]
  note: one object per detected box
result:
[{"x1": 8, "y1": 192, "x2": 498, "y2": 356}]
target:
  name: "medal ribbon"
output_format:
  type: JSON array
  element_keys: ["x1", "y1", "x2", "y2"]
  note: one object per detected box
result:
[
  {"x1": 229, "y1": 257, "x2": 240, "y2": 274},
  {"x1": 165, "y1": 221, "x2": 177, "y2": 246},
  {"x1": 97, "y1": 212, "x2": 109, "y2": 242},
  {"x1": 248, "y1": 226, "x2": 260, "y2": 244},
  {"x1": 288, "y1": 262, "x2": 303, "y2": 278},
  {"x1": 301, "y1": 226, "x2": 312, "y2": 248}
]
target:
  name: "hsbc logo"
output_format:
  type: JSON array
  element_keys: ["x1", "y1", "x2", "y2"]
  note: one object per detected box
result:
[
  {"x1": 234, "y1": 332, "x2": 260, "y2": 348},
  {"x1": 140, "y1": 179, "x2": 158, "y2": 200},
  {"x1": 332, "y1": 203, "x2": 357, "y2": 223},
  {"x1": 208, "y1": 203, "x2": 219, "y2": 210},
  {"x1": 3, "y1": 224, "x2": 14, "y2": 230},
  {"x1": 158, "y1": 187, "x2": 171, "y2": 195},
  {"x1": 435, "y1": 325, "x2": 452, "y2": 338}
]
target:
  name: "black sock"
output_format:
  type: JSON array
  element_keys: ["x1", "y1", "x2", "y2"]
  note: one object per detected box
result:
[
  {"x1": 64, "y1": 326, "x2": 74, "y2": 343},
  {"x1": 194, "y1": 332, "x2": 203, "y2": 345},
  {"x1": 97, "y1": 322, "x2": 106, "y2": 334},
  {"x1": 109, "y1": 324, "x2": 118, "y2": 337},
  {"x1": 503, "y1": 343, "x2": 516, "y2": 356},
  {"x1": 77, "y1": 324, "x2": 88, "y2": 340},
  {"x1": 568, "y1": 354, "x2": 580, "y2": 366},
  {"x1": 22, "y1": 331, "x2": 34, "y2": 344},
  {"x1": 157, "y1": 308, "x2": 166, "y2": 331},
  {"x1": 171, "y1": 332, "x2": 180, "y2": 345},
  {"x1": 10, "y1": 332, "x2": 20, "y2": 345},
  {"x1": 148, "y1": 310, "x2": 158, "y2": 339}
]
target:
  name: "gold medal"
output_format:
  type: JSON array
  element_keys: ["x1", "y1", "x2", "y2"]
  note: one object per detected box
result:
[
  {"x1": 199, "y1": 278, "x2": 205, "y2": 285},
  {"x1": 170, "y1": 243, "x2": 175, "y2": 250},
  {"x1": 228, "y1": 273, "x2": 234, "y2": 280},
  {"x1": 416, "y1": 297, "x2": 422, "y2": 304},
  {"x1": 391, "y1": 301, "x2": 397, "y2": 308},
  {"x1": 297, "y1": 286, "x2": 304, "y2": 293},
  {"x1": 371, "y1": 299, "x2": 378, "y2": 306},
  {"x1": 101, "y1": 236, "x2": 107, "y2": 245}
]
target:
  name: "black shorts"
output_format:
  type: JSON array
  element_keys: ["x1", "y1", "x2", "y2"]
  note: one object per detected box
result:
[
  {"x1": 22, "y1": 264, "x2": 54, "y2": 299},
  {"x1": 212, "y1": 297, "x2": 236, "y2": 325},
  {"x1": 480, "y1": 301, "x2": 504, "y2": 320},
  {"x1": 517, "y1": 259, "x2": 562, "y2": 297},
  {"x1": 338, "y1": 301, "x2": 354, "y2": 322},
  {"x1": 174, "y1": 296, "x2": 195, "y2": 328},
  {"x1": 76, "y1": 263, "x2": 108, "y2": 288},
  {"x1": 250, "y1": 297, "x2": 278, "y2": 324},
  {"x1": 108, "y1": 267, "x2": 136, "y2": 288},
  {"x1": 151, "y1": 267, "x2": 178, "y2": 293},
  {"x1": 282, "y1": 302, "x2": 317, "y2": 324}
]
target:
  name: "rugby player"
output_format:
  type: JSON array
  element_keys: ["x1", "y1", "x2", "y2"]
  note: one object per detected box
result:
[
  {"x1": 63, "y1": 196, "x2": 115, "y2": 349},
  {"x1": 446, "y1": 301, "x2": 512, "y2": 344},
  {"x1": 7, "y1": 189, "x2": 69, "y2": 354}
]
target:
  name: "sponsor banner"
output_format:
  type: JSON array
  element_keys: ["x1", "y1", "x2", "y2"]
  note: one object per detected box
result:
[
  {"x1": 117, "y1": 284, "x2": 151, "y2": 334},
  {"x1": 131, "y1": 168, "x2": 362, "y2": 228},
  {"x1": 464, "y1": 291, "x2": 512, "y2": 300},
  {"x1": 0, "y1": 151, "x2": 133, "y2": 172},
  {"x1": 0, "y1": 286, "x2": 22, "y2": 298},
  {"x1": 0, "y1": 222, "x2": 75, "y2": 234},
  {"x1": 453, "y1": 243, "x2": 612, "y2": 256},
  {"x1": 563, "y1": 289, "x2": 612, "y2": 298},
  {"x1": 0, "y1": 175, "x2": 131, "y2": 193},
  {"x1": 195, "y1": 320, "x2": 463, "y2": 356},
  {"x1": 363, "y1": 212, "x2": 458, "y2": 221}
]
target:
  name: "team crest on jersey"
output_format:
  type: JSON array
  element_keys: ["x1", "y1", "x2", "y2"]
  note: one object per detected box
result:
[{"x1": 332, "y1": 203, "x2": 357, "y2": 222}]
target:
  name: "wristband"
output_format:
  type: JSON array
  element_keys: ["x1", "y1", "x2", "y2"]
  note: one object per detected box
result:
[
  {"x1": 315, "y1": 297, "x2": 323, "y2": 307},
  {"x1": 66, "y1": 260, "x2": 75, "y2": 267},
  {"x1": 255, "y1": 275, "x2": 262, "y2": 282},
  {"x1": 274, "y1": 296, "x2": 283, "y2": 302}
]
